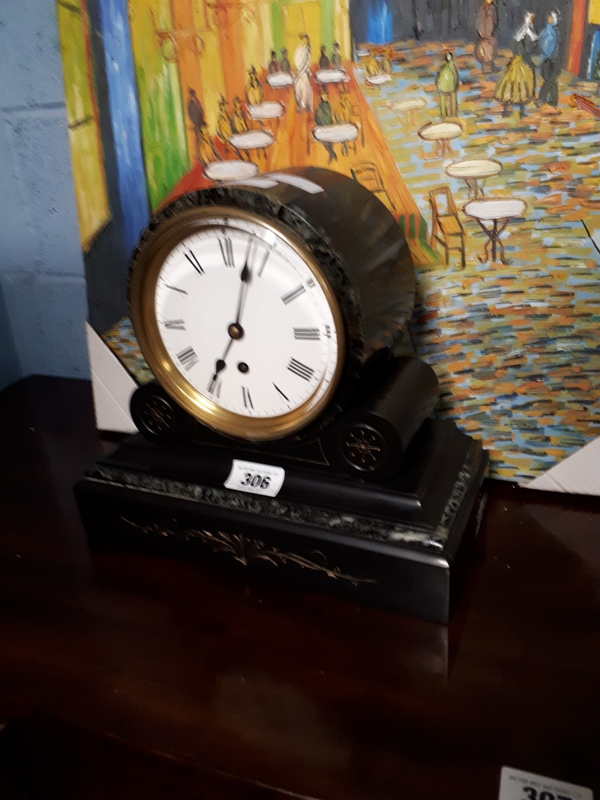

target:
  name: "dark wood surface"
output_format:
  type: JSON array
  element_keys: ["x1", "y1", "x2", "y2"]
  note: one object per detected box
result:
[{"x1": 1, "y1": 376, "x2": 599, "y2": 799}]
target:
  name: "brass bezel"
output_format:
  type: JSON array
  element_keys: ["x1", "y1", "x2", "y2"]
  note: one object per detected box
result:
[{"x1": 130, "y1": 205, "x2": 346, "y2": 441}]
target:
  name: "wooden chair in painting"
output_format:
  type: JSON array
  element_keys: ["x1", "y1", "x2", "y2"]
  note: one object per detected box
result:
[
  {"x1": 428, "y1": 185, "x2": 466, "y2": 269},
  {"x1": 350, "y1": 103, "x2": 364, "y2": 147},
  {"x1": 351, "y1": 162, "x2": 395, "y2": 211}
]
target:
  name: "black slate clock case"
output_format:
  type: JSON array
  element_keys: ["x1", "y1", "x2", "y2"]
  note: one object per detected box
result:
[
  {"x1": 76, "y1": 167, "x2": 488, "y2": 624},
  {"x1": 129, "y1": 166, "x2": 417, "y2": 442}
]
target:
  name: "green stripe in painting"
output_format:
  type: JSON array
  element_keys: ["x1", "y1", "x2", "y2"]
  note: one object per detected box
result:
[
  {"x1": 409, "y1": 214, "x2": 416, "y2": 239},
  {"x1": 135, "y1": 59, "x2": 187, "y2": 209},
  {"x1": 130, "y1": 0, "x2": 188, "y2": 210},
  {"x1": 270, "y1": 2, "x2": 284, "y2": 54},
  {"x1": 398, "y1": 214, "x2": 406, "y2": 238},
  {"x1": 320, "y1": 0, "x2": 334, "y2": 51}
]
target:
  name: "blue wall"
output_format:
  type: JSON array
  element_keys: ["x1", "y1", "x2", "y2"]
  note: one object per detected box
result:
[{"x1": 0, "y1": 0, "x2": 89, "y2": 391}]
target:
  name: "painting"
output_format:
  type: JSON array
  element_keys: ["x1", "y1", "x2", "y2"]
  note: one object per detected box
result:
[{"x1": 57, "y1": 0, "x2": 600, "y2": 483}]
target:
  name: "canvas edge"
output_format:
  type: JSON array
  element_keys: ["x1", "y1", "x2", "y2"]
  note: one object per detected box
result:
[
  {"x1": 86, "y1": 322, "x2": 137, "y2": 434},
  {"x1": 522, "y1": 436, "x2": 600, "y2": 495}
]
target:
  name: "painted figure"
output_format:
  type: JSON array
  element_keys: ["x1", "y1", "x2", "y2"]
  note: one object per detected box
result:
[
  {"x1": 187, "y1": 88, "x2": 205, "y2": 161},
  {"x1": 495, "y1": 12, "x2": 538, "y2": 117},
  {"x1": 280, "y1": 48, "x2": 291, "y2": 74},
  {"x1": 536, "y1": 11, "x2": 561, "y2": 107},
  {"x1": 232, "y1": 96, "x2": 249, "y2": 133},
  {"x1": 216, "y1": 96, "x2": 233, "y2": 150},
  {"x1": 475, "y1": 0, "x2": 498, "y2": 74},
  {"x1": 331, "y1": 41, "x2": 342, "y2": 68},
  {"x1": 334, "y1": 84, "x2": 353, "y2": 124},
  {"x1": 198, "y1": 125, "x2": 221, "y2": 166},
  {"x1": 319, "y1": 45, "x2": 331, "y2": 70},
  {"x1": 314, "y1": 90, "x2": 337, "y2": 163},
  {"x1": 381, "y1": 46, "x2": 393, "y2": 75},
  {"x1": 246, "y1": 66, "x2": 263, "y2": 106},
  {"x1": 268, "y1": 50, "x2": 280, "y2": 74},
  {"x1": 436, "y1": 52, "x2": 459, "y2": 119},
  {"x1": 365, "y1": 50, "x2": 380, "y2": 77},
  {"x1": 334, "y1": 84, "x2": 353, "y2": 155},
  {"x1": 294, "y1": 34, "x2": 313, "y2": 112}
]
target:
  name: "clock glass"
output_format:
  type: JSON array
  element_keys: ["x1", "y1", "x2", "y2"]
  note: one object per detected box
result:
[{"x1": 131, "y1": 208, "x2": 345, "y2": 441}]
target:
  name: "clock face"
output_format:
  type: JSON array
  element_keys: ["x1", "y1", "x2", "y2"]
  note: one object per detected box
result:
[{"x1": 131, "y1": 207, "x2": 345, "y2": 441}]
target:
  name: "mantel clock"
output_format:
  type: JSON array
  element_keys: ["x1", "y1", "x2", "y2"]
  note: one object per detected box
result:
[{"x1": 77, "y1": 168, "x2": 488, "y2": 623}]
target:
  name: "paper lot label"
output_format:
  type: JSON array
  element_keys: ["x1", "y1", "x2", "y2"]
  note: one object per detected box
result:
[
  {"x1": 225, "y1": 459, "x2": 285, "y2": 498},
  {"x1": 499, "y1": 766, "x2": 593, "y2": 800}
]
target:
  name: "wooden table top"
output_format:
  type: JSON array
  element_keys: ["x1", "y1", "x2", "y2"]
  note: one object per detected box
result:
[
  {"x1": 418, "y1": 121, "x2": 463, "y2": 141},
  {"x1": 445, "y1": 158, "x2": 503, "y2": 180},
  {"x1": 0, "y1": 376, "x2": 599, "y2": 799},
  {"x1": 464, "y1": 198, "x2": 527, "y2": 221},
  {"x1": 388, "y1": 96, "x2": 428, "y2": 113},
  {"x1": 247, "y1": 101, "x2": 285, "y2": 120},
  {"x1": 314, "y1": 69, "x2": 349, "y2": 84},
  {"x1": 313, "y1": 123, "x2": 359, "y2": 143},
  {"x1": 204, "y1": 160, "x2": 259, "y2": 182},
  {"x1": 229, "y1": 130, "x2": 275, "y2": 149}
]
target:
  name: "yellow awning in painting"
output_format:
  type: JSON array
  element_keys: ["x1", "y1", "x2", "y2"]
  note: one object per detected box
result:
[{"x1": 589, "y1": 0, "x2": 600, "y2": 25}]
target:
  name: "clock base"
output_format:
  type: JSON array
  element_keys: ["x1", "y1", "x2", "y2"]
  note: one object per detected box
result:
[{"x1": 75, "y1": 420, "x2": 488, "y2": 624}]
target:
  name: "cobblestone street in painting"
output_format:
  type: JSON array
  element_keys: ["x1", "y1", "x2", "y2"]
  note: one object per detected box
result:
[{"x1": 359, "y1": 41, "x2": 600, "y2": 481}]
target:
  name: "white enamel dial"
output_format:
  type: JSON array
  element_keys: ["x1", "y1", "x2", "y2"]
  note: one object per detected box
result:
[{"x1": 138, "y1": 210, "x2": 344, "y2": 440}]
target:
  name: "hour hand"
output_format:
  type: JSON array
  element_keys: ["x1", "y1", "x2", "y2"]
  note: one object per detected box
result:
[
  {"x1": 242, "y1": 234, "x2": 257, "y2": 280},
  {"x1": 208, "y1": 357, "x2": 227, "y2": 395}
]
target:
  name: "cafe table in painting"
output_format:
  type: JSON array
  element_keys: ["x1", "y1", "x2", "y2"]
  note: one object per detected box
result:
[
  {"x1": 445, "y1": 158, "x2": 503, "y2": 199},
  {"x1": 315, "y1": 68, "x2": 349, "y2": 85},
  {"x1": 266, "y1": 72, "x2": 294, "y2": 89},
  {"x1": 311, "y1": 123, "x2": 359, "y2": 156},
  {"x1": 203, "y1": 160, "x2": 259, "y2": 183},
  {"x1": 464, "y1": 198, "x2": 526, "y2": 264},
  {"x1": 229, "y1": 130, "x2": 275, "y2": 162},
  {"x1": 247, "y1": 101, "x2": 285, "y2": 134},
  {"x1": 365, "y1": 73, "x2": 392, "y2": 87},
  {"x1": 418, "y1": 121, "x2": 463, "y2": 159},
  {"x1": 388, "y1": 97, "x2": 428, "y2": 131}
]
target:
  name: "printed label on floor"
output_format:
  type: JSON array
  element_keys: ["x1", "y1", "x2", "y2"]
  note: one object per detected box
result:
[{"x1": 499, "y1": 767, "x2": 593, "y2": 800}]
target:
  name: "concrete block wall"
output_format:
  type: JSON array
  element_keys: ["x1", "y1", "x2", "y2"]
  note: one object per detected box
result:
[{"x1": 0, "y1": 0, "x2": 89, "y2": 390}]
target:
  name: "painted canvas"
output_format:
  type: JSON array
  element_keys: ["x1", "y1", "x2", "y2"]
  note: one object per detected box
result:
[{"x1": 57, "y1": 0, "x2": 600, "y2": 484}]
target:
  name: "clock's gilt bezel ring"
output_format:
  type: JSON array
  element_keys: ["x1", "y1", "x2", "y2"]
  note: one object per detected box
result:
[{"x1": 130, "y1": 204, "x2": 351, "y2": 442}]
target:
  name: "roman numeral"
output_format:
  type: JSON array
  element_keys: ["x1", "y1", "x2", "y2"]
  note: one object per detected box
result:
[
  {"x1": 242, "y1": 386, "x2": 253, "y2": 409},
  {"x1": 208, "y1": 376, "x2": 221, "y2": 397},
  {"x1": 219, "y1": 234, "x2": 235, "y2": 268},
  {"x1": 166, "y1": 284, "x2": 187, "y2": 295},
  {"x1": 293, "y1": 328, "x2": 320, "y2": 340},
  {"x1": 258, "y1": 243, "x2": 273, "y2": 277},
  {"x1": 164, "y1": 319, "x2": 185, "y2": 330},
  {"x1": 281, "y1": 284, "x2": 306, "y2": 305},
  {"x1": 177, "y1": 346, "x2": 199, "y2": 371},
  {"x1": 184, "y1": 249, "x2": 204, "y2": 275},
  {"x1": 288, "y1": 358, "x2": 314, "y2": 381},
  {"x1": 273, "y1": 383, "x2": 289, "y2": 402},
  {"x1": 244, "y1": 235, "x2": 258, "y2": 268}
]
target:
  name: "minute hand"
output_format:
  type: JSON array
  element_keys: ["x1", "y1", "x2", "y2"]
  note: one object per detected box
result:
[
  {"x1": 233, "y1": 260, "x2": 251, "y2": 328},
  {"x1": 208, "y1": 241, "x2": 254, "y2": 394},
  {"x1": 233, "y1": 234, "x2": 258, "y2": 326}
]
